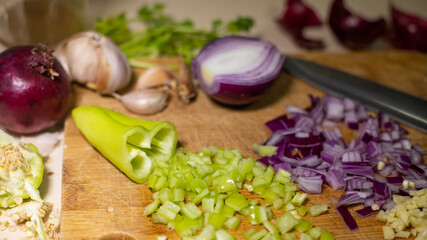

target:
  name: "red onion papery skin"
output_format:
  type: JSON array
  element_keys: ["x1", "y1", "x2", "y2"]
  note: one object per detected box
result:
[
  {"x1": 328, "y1": 0, "x2": 387, "y2": 49},
  {"x1": 277, "y1": 0, "x2": 324, "y2": 49},
  {"x1": 390, "y1": 5, "x2": 427, "y2": 53},
  {"x1": 0, "y1": 46, "x2": 72, "y2": 134}
]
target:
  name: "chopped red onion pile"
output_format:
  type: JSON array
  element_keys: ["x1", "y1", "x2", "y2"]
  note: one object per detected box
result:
[{"x1": 256, "y1": 94, "x2": 426, "y2": 232}]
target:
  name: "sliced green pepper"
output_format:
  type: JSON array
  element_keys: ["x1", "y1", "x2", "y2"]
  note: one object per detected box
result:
[
  {"x1": 71, "y1": 106, "x2": 177, "y2": 183},
  {"x1": 0, "y1": 129, "x2": 44, "y2": 208}
]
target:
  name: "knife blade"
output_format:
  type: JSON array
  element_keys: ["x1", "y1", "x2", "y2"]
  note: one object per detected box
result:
[{"x1": 283, "y1": 56, "x2": 427, "y2": 133}]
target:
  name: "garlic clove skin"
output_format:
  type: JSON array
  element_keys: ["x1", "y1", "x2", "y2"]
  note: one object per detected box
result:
[
  {"x1": 120, "y1": 89, "x2": 169, "y2": 115},
  {"x1": 55, "y1": 31, "x2": 131, "y2": 95}
]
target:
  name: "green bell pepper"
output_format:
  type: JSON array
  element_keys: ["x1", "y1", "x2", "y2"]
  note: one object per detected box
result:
[
  {"x1": 0, "y1": 129, "x2": 44, "y2": 208},
  {"x1": 71, "y1": 106, "x2": 177, "y2": 183}
]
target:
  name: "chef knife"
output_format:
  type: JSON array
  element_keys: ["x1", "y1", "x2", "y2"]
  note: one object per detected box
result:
[{"x1": 283, "y1": 56, "x2": 427, "y2": 133}]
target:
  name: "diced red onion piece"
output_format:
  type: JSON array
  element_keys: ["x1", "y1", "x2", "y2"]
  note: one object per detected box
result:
[
  {"x1": 355, "y1": 206, "x2": 378, "y2": 218},
  {"x1": 297, "y1": 176, "x2": 323, "y2": 194},
  {"x1": 336, "y1": 206, "x2": 359, "y2": 232}
]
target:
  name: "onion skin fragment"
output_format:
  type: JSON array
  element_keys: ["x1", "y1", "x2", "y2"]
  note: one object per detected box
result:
[
  {"x1": 277, "y1": 0, "x2": 324, "y2": 49},
  {"x1": 390, "y1": 5, "x2": 427, "y2": 53},
  {"x1": 328, "y1": 0, "x2": 387, "y2": 49}
]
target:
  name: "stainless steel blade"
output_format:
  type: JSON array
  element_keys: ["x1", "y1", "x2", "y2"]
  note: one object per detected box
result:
[{"x1": 283, "y1": 56, "x2": 427, "y2": 133}]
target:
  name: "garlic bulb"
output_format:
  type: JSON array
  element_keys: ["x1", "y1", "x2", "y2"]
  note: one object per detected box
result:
[
  {"x1": 55, "y1": 31, "x2": 131, "y2": 94},
  {"x1": 116, "y1": 89, "x2": 169, "y2": 115}
]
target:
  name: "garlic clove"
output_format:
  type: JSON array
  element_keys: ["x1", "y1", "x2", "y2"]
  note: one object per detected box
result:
[
  {"x1": 55, "y1": 31, "x2": 131, "y2": 95},
  {"x1": 134, "y1": 66, "x2": 175, "y2": 90},
  {"x1": 119, "y1": 89, "x2": 169, "y2": 115},
  {"x1": 176, "y1": 58, "x2": 197, "y2": 104}
]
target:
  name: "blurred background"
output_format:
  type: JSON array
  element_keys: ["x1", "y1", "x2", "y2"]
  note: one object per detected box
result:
[{"x1": 1, "y1": 0, "x2": 427, "y2": 53}]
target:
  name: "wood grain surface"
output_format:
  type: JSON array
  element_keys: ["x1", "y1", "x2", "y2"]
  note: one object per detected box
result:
[{"x1": 61, "y1": 51, "x2": 427, "y2": 240}]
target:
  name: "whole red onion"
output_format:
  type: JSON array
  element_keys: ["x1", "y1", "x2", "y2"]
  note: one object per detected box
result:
[{"x1": 0, "y1": 46, "x2": 72, "y2": 134}]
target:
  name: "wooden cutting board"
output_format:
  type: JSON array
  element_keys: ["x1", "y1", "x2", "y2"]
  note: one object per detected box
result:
[{"x1": 61, "y1": 51, "x2": 427, "y2": 240}]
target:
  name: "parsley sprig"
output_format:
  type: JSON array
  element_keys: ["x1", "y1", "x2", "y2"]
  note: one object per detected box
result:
[{"x1": 96, "y1": 3, "x2": 254, "y2": 65}]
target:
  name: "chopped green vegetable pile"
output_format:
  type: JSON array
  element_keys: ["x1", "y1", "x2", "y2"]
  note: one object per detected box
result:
[
  {"x1": 145, "y1": 147, "x2": 334, "y2": 240},
  {"x1": 95, "y1": 3, "x2": 254, "y2": 65}
]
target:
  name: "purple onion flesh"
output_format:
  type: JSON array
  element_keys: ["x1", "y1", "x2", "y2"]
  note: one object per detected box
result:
[{"x1": 191, "y1": 36, "x2": 285, "y2": 106}]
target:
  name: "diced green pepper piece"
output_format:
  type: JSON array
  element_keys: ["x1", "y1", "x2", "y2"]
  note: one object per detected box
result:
[
  {"x1": 221, "y1": 205, "x2": 236, "y2": 217},
  {"x1": 301, "y1": 233, "x2": 314, "y2": 240},
  {"x1": 253, "y1": 166, "x2": 274, "y2": 190},
  {"x1": 191, "y1": 187, "x2": 210, "y2": 205},
  {"x1": 273, "y1": 169, "x2": 291, "y2": 184},
  {"x1": 197, "y1": 224, "x2": 216, "y2": 240},
  {"x1": 156, "y1": 201, "x2": 180, "y2": 222},
  {"x1": 308, "y1": 227, "x2": 323, "y2": 239},
  {"x1": 272, "y1": 198, "x2": 284, "y2": 211},
  {"x1": 208, "y1": 213, "x2": 228, "y2": 229},
  {"x1": 72, "y1": 106, "x2": 177, "y2": 183},
  {"x1": 259, "y1": 189, "x2": 279, "y2": 206},
  {"x1": 213, "y1": 175, "x2": 238, "y2": 193},
  {"x1": 284, "y1": 202, "x2": 296, "y2": 211},
  {"x1": 202, "y1": 198, "x2": 215, "y2": 213},
  {"x1": 269, "y1": 182, "x2": 286, "y2": 198},
  {"x1": 224, "y1": 216, "x2": 242, "y2": 231},
  {"x1": 244, "y1": 228, "x2": 268, "y2": 240},
  {"x1": 243, "y1": 228, "x2": 257, "y2": 239},
  {"x1": 295, "y1": 219, "x2": 314, "y2": 232},
  {"x1": 225, "y1": 192, "x2": 248, "y2": 211},
  {"x1": 144, "y1": 199, "x2": 160, "y2": 216},
  {"x1": 283, "y1": 182, "x2": 297, "y2": 192},
  {"x1": 158, "y1": 188, "x2": 171, "y2": 203},
  {"x1": 291, "y1": 192, "x2": 307, "y2": 207},
  {"x1": 283, "y1": 232, "x2": 298, "y2": 240},
  {"x1": 215, "y1": 228, "x2": 237, "y2": 240},
  {"x1": 240, "y1": 157, "x2": 254, "y2": 175},
  {"x1": 263, "y1": 220, "x2": 279, "y2": 234},
  {"x1": 320, "y1": 230, "x2": 335, "y2": 240},
  {"x1": 173, "y1": 188, "x2": 185, "y2": 202},
  {"x1": 252, "y1": 144, "x2": 277, "y2": 157},
  {"x1": 309, "y1": 204, "x2": 329, "y2": 217},
  {"x1": 180, "y1": 202, "x2": 202, "y2": 220},
  {"x1": 298, "y1": 205, "x2": 309, "y2": 216},
  {"x1": 174, "y1": 215, "x2": 202, "y2": 237},
  {"x1": 276, "y1": 212, "x2": 300, "y2": 234}
]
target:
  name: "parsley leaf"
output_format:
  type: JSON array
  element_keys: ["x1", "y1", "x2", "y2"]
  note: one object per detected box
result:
[{"x1": 96, "y1": 3, "x2": 254, "y2": 66}]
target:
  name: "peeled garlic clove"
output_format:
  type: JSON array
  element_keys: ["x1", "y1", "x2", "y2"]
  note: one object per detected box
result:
[
  {"x1": 134, "y1": 66, "x2": 175, "y2": 90},
  {"x1": 120, "y1": 89, "x2": 169, "y2": 115},
  {"x1": 55, "y1": 31, "x2": 131, "y2": 94}
]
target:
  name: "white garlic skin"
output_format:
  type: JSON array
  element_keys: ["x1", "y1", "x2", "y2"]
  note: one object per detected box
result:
[
  {"x1": 121, "y1": 89, "x2": 169, "y2": 115},
  {"x1": 55, "y1": 31, "x2": 131, "y2": 94}
]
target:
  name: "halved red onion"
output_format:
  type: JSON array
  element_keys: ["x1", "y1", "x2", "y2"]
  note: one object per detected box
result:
[{"x1": 191, "y1": 36, "x2": 285, "y2": 105}]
